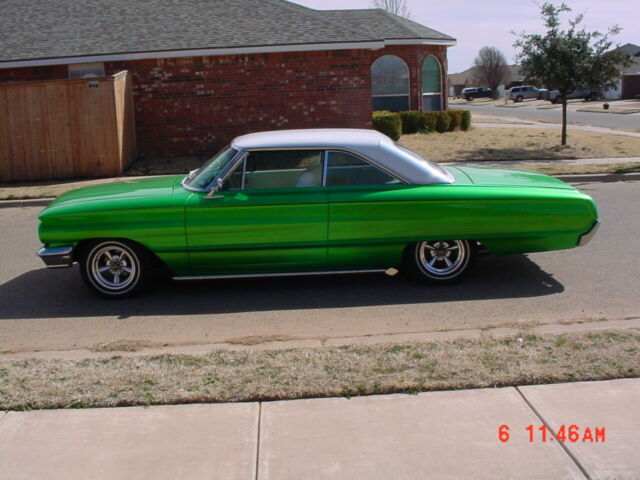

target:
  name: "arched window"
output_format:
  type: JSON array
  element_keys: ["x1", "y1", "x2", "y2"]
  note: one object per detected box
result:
[
  {"x1": 371, "y1": 55, "x2": 409, "y2": 112},
  {"x1": 422, "y1": 56, "x2": 442, "y2": 111}
]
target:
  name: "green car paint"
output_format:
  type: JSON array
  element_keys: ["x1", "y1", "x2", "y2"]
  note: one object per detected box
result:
[{"x1": 38, "y1": 166, "x2": 598, "y2": 277}]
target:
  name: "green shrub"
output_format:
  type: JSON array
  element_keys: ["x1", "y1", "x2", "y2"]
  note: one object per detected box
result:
[
  {"x1": 372, "y1": 112, "x2": 402, "y2": 140},
  {"x1": 434, "y1": 111, "x2": 451, "y2": 133},
  {"x1": 448, "y1": 109, "x2": 463, "y2": 131},
  {"x1": 398, "y1": 111, "x2": 427, "y2": 134},
  {"x1": 460, "y1": 110, "x2": 472, "y2": 131},
  {"x1": 422, "y1": 112, "x2": 439, "y2": 132}
]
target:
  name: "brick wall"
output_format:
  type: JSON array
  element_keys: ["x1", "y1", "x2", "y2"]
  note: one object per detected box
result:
[
  {"x1": 105, "y1": 49, "x2": 374, "y2": 158},
  {"x1": 1, "y1": 45, "x2": 447, "y2": 160},
  {"x1": 621, "y1": 75, "x2": 640, "y2": 100}
]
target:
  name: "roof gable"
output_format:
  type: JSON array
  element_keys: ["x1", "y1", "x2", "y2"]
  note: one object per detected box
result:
[{"x1": 618, "y1": 43, "x2": 640, "y2": 57}]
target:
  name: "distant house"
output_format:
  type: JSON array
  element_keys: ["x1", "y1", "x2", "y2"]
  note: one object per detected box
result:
[
  {"x1": 604, "y1": 43, "x2": 640, "y2": 100},
  {"x1": 448, "y1": 65, "x2": 522, "y2": 97},
  {"x1": 0, "y1": 0, "x2": 456, "y2": 160}
]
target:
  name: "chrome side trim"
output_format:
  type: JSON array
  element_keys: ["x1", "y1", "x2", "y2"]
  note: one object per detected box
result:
[
  {"x1": 37, "y1": 246, "x2": 74, "y2": 268},
  {"x1": 173, "y1": 269, "x2": 387, "y2": 281},
  {"x1": 578, "y1": 220, "x2": 600, "y2": 247}
]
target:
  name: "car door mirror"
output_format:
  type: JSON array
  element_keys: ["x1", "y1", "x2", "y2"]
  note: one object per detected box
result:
[{"x1": 205, "y1": 178, "x2": 225, "y2": 199}]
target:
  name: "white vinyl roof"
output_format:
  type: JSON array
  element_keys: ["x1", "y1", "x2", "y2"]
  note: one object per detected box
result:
[{"x1": 231, "y1": 129, "x2": 453, "y2": 184}]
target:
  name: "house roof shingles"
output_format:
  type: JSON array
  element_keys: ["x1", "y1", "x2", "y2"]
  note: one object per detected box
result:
[{"x1": 0, "y1": 0, "x2": 455, "y2": 64}]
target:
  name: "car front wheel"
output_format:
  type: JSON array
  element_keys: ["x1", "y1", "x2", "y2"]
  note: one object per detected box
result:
[
  {"x1": 407, "y1": 239, "x2": 474, "y2": 283},
  {"x1": 80, "y1": 240, "x2": 147, "y2": 298}
]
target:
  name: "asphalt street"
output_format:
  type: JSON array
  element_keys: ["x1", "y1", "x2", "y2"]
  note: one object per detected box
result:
[
  {"x1": 0, "y1": 180, "x2": 639, "y2": 355},
  {"x1": 458, "y1": 101, "x2": 640, "y2": 130}
]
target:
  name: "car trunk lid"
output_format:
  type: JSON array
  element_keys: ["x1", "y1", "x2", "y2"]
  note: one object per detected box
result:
[{"x1": 447, "y1": 165, "x2": 574, "y2": 189}]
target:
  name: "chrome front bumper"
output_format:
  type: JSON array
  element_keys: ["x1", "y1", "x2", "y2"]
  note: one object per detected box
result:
[
  {"x1": 37, "y1": 246, "x2": 74, "y2": 268},
  {"x1": 578, "y1": 221, "x2": 600, "y2": 247}
]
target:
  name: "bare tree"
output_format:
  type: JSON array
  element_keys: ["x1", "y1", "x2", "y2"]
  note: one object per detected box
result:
[
  {"x1": 472, "y1": 46, "x2": 510, "y2": 98},
  {"x1": 372, "y1": 0, "x2": 411, "y2": 19}
]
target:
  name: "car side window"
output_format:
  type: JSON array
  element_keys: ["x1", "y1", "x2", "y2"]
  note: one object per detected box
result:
[
  {"x1": 326, "y1": 151, "x2": 400, "y2": 187},
  {"x1": 232, "y1": 150, "x2": 324, "y2": 190}
]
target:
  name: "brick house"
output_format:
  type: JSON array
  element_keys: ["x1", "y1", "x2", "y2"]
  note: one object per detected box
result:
[
  {"x1": 614, "y1": 43, "x2": 640, "y2": 100},
  {"x1": 0, "y1": 0, "x2": 455, "y2": 160}
]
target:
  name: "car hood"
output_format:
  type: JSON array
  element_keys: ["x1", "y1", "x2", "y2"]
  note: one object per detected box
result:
[
  {"x1": 43, "y1": 175, "x2": 186, "y2": 210},
  {"x1": 448, "y1": 166, "x2": 574, "y2": 189}
]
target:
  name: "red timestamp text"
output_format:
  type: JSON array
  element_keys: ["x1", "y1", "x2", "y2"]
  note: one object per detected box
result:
[{"x1": 498, "y1": 424, "x2": 606, "y2": 443}]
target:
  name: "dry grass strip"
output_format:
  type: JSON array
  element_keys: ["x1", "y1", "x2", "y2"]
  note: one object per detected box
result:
[
  {"x1": 401, "y1": 128, "x2": 640, "y2": 163},
  {"x1": 1, "y1": 331, "x2": 638, "y2": 411}
]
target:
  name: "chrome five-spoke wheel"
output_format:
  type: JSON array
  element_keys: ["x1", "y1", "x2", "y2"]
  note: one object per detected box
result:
[
  {"x1": 410, "y1": 239, "x2": 474, "y2": 283},
  {"x1": 81, "y1": 241, "x2": 144, "y2": 297}
]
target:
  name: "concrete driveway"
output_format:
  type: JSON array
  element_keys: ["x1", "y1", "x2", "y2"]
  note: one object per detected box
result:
[{"x1": 0, "y1": 181, "x2": 639, "y2": 356}]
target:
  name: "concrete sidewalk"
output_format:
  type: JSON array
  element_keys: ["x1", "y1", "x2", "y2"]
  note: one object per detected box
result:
[{"x1": 1, "y1": 379, "x2": 638, "y2": 480}]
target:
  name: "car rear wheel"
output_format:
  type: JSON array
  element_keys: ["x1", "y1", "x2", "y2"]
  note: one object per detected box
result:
[
  {"x1": 516, "y1": 95, "x2": 524, "y2": 102},
  {"x1": 80, "y1": 240, "x2": 147, "y2": 298},
  {"x1": 467, "y1": 95, "x2": 474, "y2": 101},
  {"x1": 407, "y1": 239, "x2": 474, "y2": 284}
]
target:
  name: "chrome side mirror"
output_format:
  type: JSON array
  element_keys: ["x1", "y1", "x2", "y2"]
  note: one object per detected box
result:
[{"x1": 204, "y1": 178, "x2": 224, "y2": 199}]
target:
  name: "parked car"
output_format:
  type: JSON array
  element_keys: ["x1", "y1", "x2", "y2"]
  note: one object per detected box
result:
[
  {"x1": 461, "y1": 87, "x2": 493, "y2": 101},
  {"x1": 547, "y1": 88, "x2": 598, "y2": 103},
  {"x1": 508, "y1": 85, "x2": 542, "y2": 102},
  {"x1": 37, "y1": 129, "x2": 599, "y2": 297}
]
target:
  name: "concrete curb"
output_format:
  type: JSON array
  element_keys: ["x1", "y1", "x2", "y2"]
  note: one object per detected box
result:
[
  {"x1": 4, "y1": 316, "x2": 639, "y2": 361},
  {"x1": 0, "y1": 198, "x2": 54, "y2": 209}
]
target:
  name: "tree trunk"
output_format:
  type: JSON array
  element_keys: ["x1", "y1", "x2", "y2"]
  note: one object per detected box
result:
[{"x1": 561, "y1": 99, "x2": 568, "y2": 145}]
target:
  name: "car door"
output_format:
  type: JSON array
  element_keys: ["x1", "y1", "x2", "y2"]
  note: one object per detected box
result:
[
  {"x1": 325, "y1": 150, "x2": 411, "y2": 270},
  {"x1": 185, "y1": 149, "x2": 328, "y2": 275}
]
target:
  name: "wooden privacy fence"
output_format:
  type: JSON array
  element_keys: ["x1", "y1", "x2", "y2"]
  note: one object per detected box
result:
[{"x1": 0, "y1": 71, "x2": 136, "y2": 182}]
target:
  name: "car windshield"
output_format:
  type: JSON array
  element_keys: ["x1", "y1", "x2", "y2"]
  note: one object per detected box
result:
[{"x1": 184, "y1": 146, "x2": 237, "y2": 189}]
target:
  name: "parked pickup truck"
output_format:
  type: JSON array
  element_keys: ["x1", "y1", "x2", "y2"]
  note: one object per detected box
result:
[{"x1": 547, "y1": 88, "x2": 598, "y2": 103}]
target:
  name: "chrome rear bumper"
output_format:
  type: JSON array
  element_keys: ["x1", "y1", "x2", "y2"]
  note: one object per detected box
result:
[
  {"x1": 37, "y1": 246, "x2": 74, "y2": 268},
  {"x1": 578, "y1": 221, "x2": 600, "y2": 247}
]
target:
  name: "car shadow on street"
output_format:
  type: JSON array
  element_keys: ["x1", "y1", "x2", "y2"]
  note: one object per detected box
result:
[{"x1": 0, "y1": 255, "x2": 564, "y2": 320}]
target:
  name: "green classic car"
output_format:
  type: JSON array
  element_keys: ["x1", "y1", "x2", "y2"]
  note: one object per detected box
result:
[{"x1": 37, "y1": 129, "x2": 599, "y2": 297}]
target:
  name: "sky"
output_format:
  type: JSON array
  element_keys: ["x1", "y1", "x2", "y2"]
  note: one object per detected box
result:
[{"x1": 294, "y1": 0, "x2": 637, "y2": 73}]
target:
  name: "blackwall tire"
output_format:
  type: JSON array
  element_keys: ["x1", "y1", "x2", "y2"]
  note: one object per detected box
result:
[
  {"x1": 406, "y1": 239, "x2": 475, "y2": 284},
  {"x1": 80, "y1": 240, "x2": 147, "y2": 298}
]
